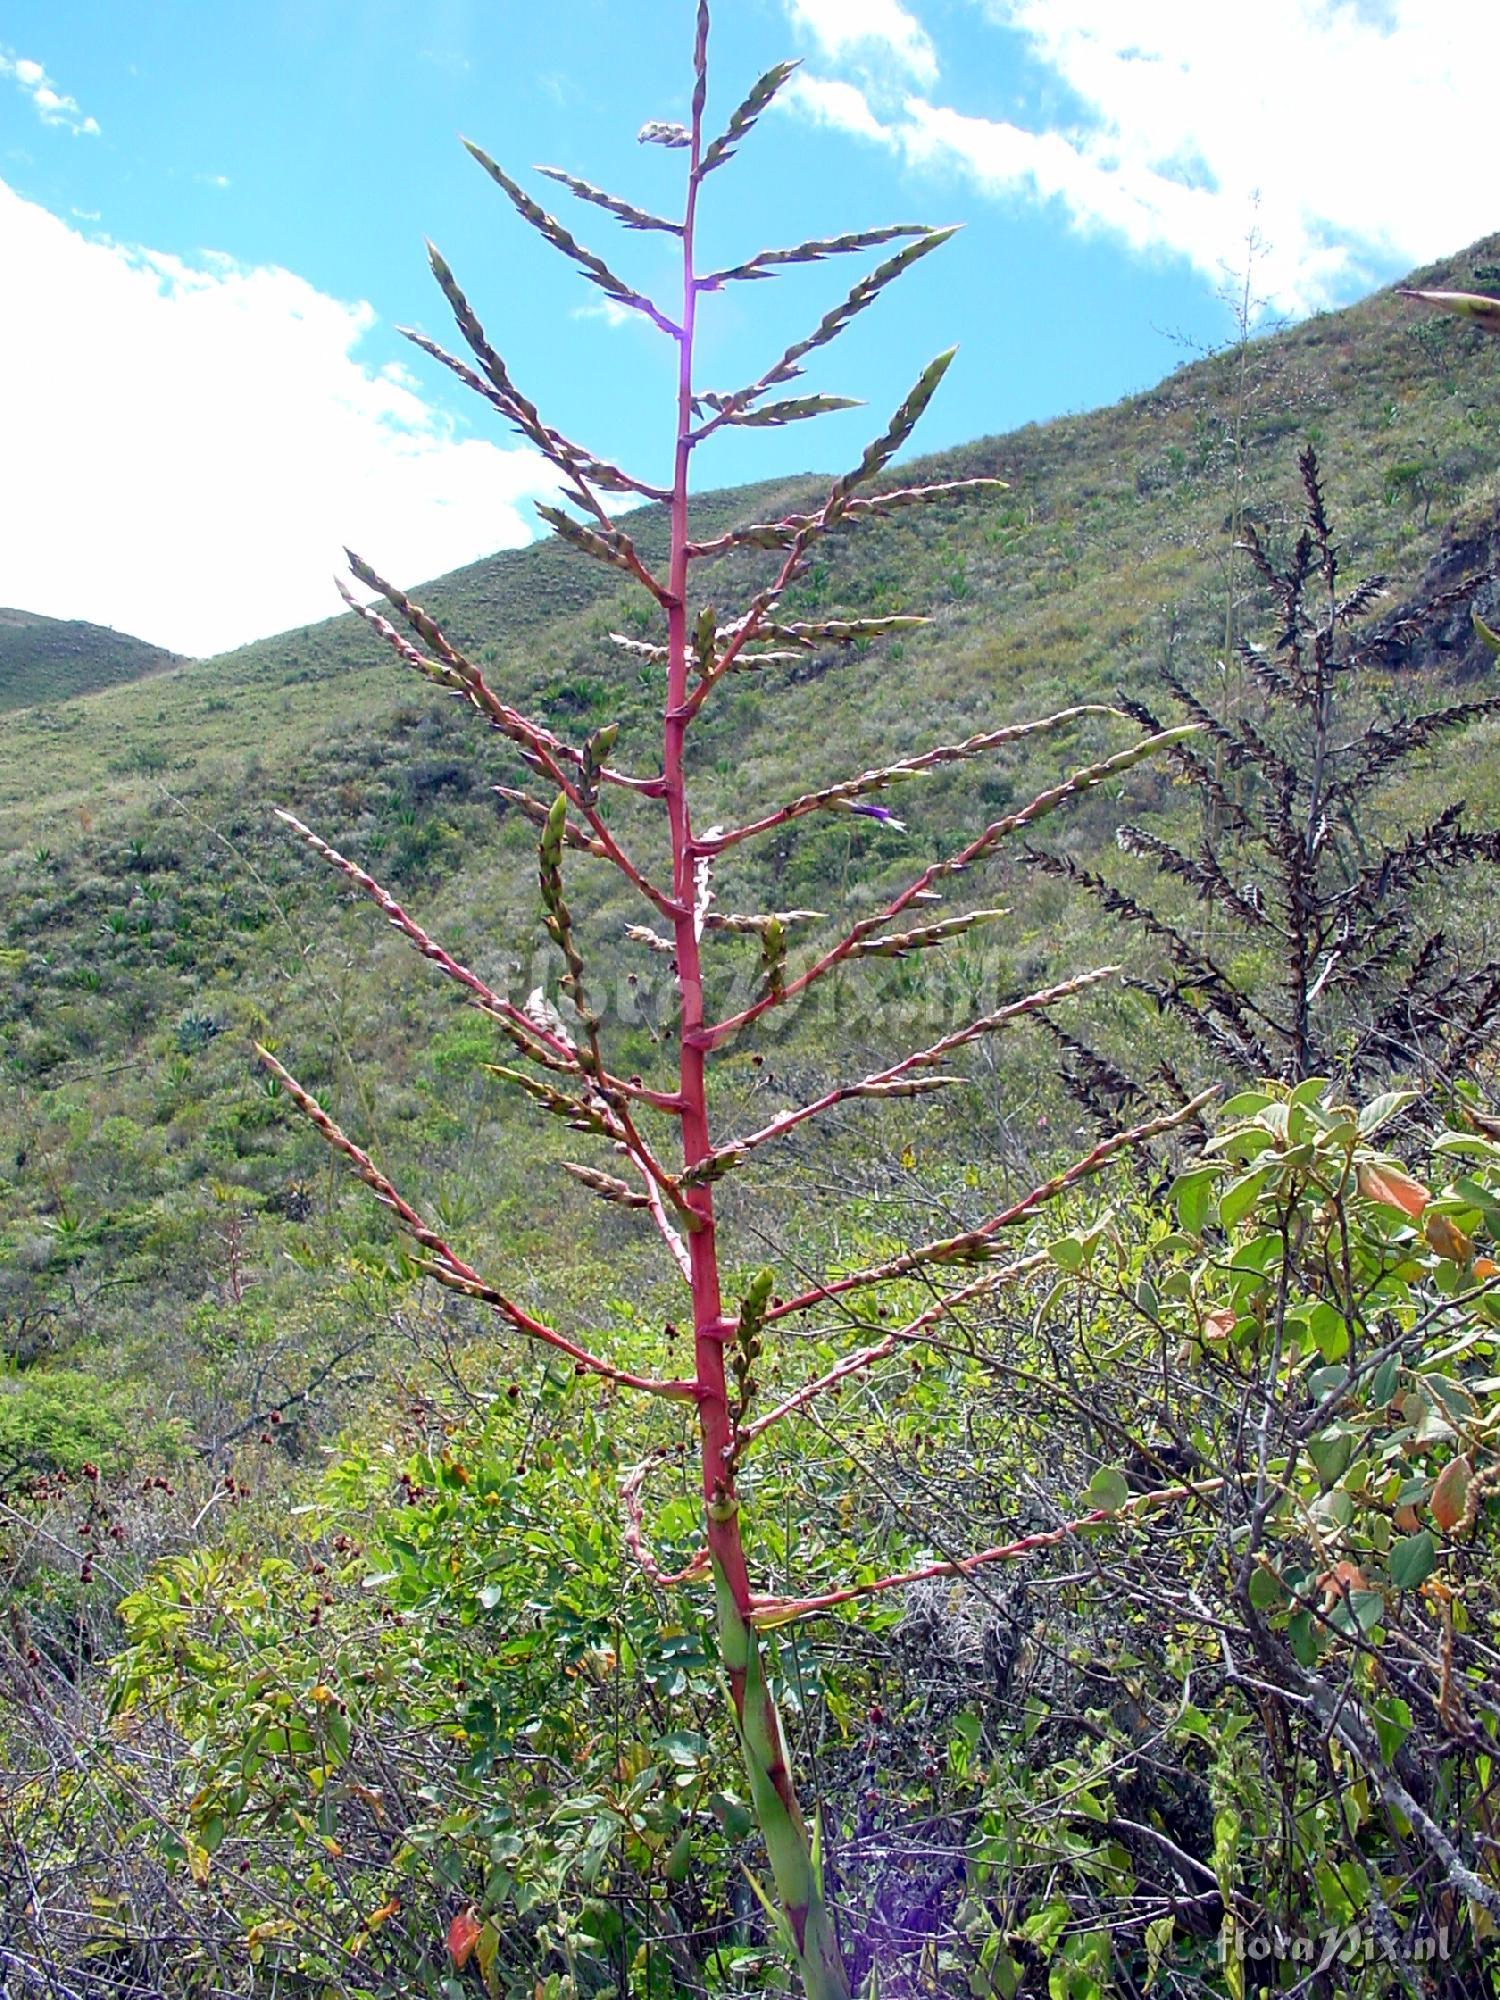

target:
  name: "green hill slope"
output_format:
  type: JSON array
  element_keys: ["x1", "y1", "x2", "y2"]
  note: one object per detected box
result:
[
  {"x1": 0, "y1": 606, "x2": 185, "y2": 713},
  {"x1": 1, "y1": 234, "x2": 1498, "y2": 1439}
]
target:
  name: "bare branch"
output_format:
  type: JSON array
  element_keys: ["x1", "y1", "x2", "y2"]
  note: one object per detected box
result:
[
  {"x1": 698, "y1": 59, "x2": 800, "y2": 176},
  {"x1": 272, "y1": 810, "x2": 572, "y2": 1069},
  {"x1": 463, "y1": 139, "x2": 682, "y2": 337},
  {"x1": 683, "y1": 969, "x2": 1117, "y2": 1186},
  {"x1": 739, "y1": 1252, "x2": 1048, "y2": 1446},
  {"x1": 699, "y1": 223, "x2": 934, "y2": 291},
  {"x1": 686, "y1": 476, "x2": 1006, "y2": 558},
  {"x1": 534, "y1": 164, "x2": 683, "y2": 235},
  {"x1": 692, "y1": 229, "x2": 957, "y2": 439}
]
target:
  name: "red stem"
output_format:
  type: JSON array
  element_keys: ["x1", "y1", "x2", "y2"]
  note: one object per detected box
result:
[
  {"x1": 698, "y1": 705, "x2": 1117, "y2": 855},
  {"x1": 688, "y1": 969, "x2": 1117, "y2": 1181},
  {"x1": 274, "y1": 809, "x2": 679, "y2": 1112},
  {"x1": 697, "y1": 729, "x2": 1195, "y2": 1049},
  {"x1": 663, "y1": 71, "x2": 753, "y2": 1613}
]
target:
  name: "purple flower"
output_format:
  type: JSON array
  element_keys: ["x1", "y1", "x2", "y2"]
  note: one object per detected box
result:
[{"x1": 850, "y1": 803, "x2": 906, "y2": 831}]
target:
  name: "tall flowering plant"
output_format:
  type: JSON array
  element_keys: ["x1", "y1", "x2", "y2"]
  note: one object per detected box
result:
[{"x1": 260, "y1": 9, "x2": 1201, "y2": 1990}]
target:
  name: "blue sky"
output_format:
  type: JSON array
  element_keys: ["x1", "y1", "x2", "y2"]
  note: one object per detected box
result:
[{"x1": 1, "y1": 0, "x2": 1491, "y2": 656}]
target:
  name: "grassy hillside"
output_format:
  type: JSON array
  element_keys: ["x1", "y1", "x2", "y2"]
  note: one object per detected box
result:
[
  {"x1": 2, "y1": 233, "x2": 1499, "y2": 1439},
  {"x1": 4, "y1": 231, "x2": 1500, "y2": 2000},
  {"x1": 0, "y1": 605, "x2": 184, "y2": 713}
]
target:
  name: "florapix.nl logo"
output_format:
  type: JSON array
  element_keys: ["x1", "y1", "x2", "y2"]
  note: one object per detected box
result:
[{"x1": 1217, "y1": 1916, "x2": 1454, "y2": 1973}]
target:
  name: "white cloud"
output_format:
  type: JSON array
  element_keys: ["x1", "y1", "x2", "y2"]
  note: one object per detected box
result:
[
  {"x1": 1, "y1": 51, "x2": 99, "y2": 135},
  {"x1": 0, "y1": 180, "x2": 561, "y2": 657},
  {"x1": 783, "y1": 74, "x2": 893, "y2": 145},
  {"x1": 571, "y1": 297, "x2": 637, "y2": 330},
  {"x1": 784, "y1": 0, "x2": 1500, "y2": 315},
  {"x1": 784, "y1": 0, "x2": 939, "y2": 87}
]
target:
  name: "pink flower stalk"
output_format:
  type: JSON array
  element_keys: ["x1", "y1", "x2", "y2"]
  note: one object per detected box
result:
[{"x1": 263, "y1": 9, "x2": 1205, "y2": 1990}]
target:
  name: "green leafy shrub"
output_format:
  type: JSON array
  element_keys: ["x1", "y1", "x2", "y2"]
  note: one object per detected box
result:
[{"x1": 0, "y1": 1367, "x2": 133, "y2": 1490}]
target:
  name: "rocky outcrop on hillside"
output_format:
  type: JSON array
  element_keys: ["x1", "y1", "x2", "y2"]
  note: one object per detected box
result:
[{"x1": 1361, "y1": 501, "x2": 1500, "y2": 678}]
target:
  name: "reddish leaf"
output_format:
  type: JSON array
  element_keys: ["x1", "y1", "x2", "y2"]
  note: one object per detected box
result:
[
  {"x1": 1318, "y1": 1559, "x2": 1367, "y2": 1607},
  {"x1": 1356, "y1": 1162, "x2": 1430, "y2": 1219},
  {"x1": 1431, "y1": 1454, "x2": 1473, "y2": 1535},
  {"x1": 1425, "y1": 1213, "x2": 1473, "y2": 1264},
  {"x1": 448, "y1": 1907, "x2": 482, "y2": 1970}
]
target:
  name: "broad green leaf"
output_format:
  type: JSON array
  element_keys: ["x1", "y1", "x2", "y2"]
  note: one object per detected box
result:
[
  {"x1": 1085, "y1": 1466, "x2": 1130, "y2": 1514},
  {"x1": 656, "y1": 1728, "x2": 708, "y2": 1766},
  {"x1": 951, "y1": 1710, "x2": 982, "y2": 1753},
  {"x1": 1219, "y1": 1165, "x2": 1271, "y2": 1230},
  {"x1": 1288, "y1": 1609, "x2": 1321, "y2": 1666},
  {"x1": 580, "y1": 1896, "x2": 623, "y2": 1946},
  {"x1": 1219, "y1": 1089, "x2": 1274, "y2": 1119},
  {"x1": 1312, "y1": 1312, "x2": 1350, "y2": 1364},
  {"x1": 1307, "y1": 1364, "x2": 1350, "y2": 1400},
  {"x1": 1389, "y1": 1529, "x2": 1437, "y2": 1590},
  {"x1": 1358, "y1": 1089, "x2": 1417, "y2": 1137},
  {"x1": 1170, "y1": 1166, "x2": 1219, "y2": 1235},
  {"x1": 1248, "y1": 1564, "x2": 1284, "y2": 1612},
  {"x1": 1352, "y1": 1590, "x2": 1385, "y2": 1634},
  {"x1": 710, "y1": 1791, "x2": 754, "y2": 1839},
  {"x1": 1312, "y1": 1432, "x2": 1360, "y2": 1496},
  {"x1": 1018, "y1": 1899, "x2": 1070, "y2": 1956},
  {"x1": 1288, "y1": 1075, "x2": 1331, "y2": 1108},
  {"x1": 1311, "y1": 1489, "x2": 1353, "y2": 1532},
  {"x1": 1371, "y1": 1695, "x2": 1412, "y2": 1762},
  {"x1": 1369, "y1": 1354, "x2": 1402, "y2": 1406},
  {"x1": 1145, "y1": 1915, "x2": 1175, "y2": 1987}
]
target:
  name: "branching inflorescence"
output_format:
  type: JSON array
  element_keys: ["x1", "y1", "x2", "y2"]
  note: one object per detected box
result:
[
  {"x1": 259, "y1": 9, "x2": 1204, "y2": 1991},
  {"x1": 1030, "y1": 440, "x2": 1500, "y2": 1126}
]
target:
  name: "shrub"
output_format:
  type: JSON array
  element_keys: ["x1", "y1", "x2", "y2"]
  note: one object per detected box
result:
[{"x1": 0, "y1": 1367, "x2": 131, "y2": 1491}]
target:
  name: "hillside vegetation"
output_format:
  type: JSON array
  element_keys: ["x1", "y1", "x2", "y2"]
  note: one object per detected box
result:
[
  {"x1": 0, "y1": 606, "x2": 184, "y2": 713},
  {"x1": 3, "y1": 234, "x2": 1498, "y2": 1369},
  {"x1": 3, "y1": 216, "x2": 1500, "y2": 1999}
]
